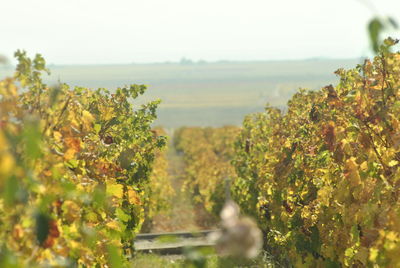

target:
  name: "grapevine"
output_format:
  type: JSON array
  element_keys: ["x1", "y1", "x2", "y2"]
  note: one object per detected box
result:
[
  {"x1": 233, "y1": 39, "x2": 400, "y2": 266},
  {"x1": 174, "y1": 126, "x2": 239, "y2": 216},
  {"x1": 0, "y1": 51, "x2": 165, "y2": 266}
]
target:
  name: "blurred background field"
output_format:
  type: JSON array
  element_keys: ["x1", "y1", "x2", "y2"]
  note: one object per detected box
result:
[{"x1": 0, "y1": 58, "x2": 358, "y2": 127}]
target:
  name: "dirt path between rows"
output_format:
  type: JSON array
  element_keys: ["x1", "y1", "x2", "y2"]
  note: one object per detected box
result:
[{"x1": 149, "y1": 133, "x2": 204, "y2": 232}]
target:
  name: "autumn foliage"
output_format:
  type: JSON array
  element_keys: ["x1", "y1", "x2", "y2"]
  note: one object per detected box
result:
[
  {"x1": 233, "y1": 40, "x2": 400, "y2": 266},
  {"x1": 174, "y1": 126, "x2": 240, "y2": 216},
  {"x1": 0, "y1": 51, "x2": 165, "y2": 266},
  {"x1": 142, "y1": 127, "x2": 174, "y2": 231}
]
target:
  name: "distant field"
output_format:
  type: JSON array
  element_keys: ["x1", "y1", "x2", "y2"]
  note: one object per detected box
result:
[{"x1": 0, "y1": 59, "x2": 360, "y2": 127}]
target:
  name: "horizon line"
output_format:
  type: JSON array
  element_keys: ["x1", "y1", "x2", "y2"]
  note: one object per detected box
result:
[
  {"x1": 0, "y1": 52, "x2": 369, "y2": 68},
  {"x1": 18, "y1": 56, "x2": 365, "y2": 68}
]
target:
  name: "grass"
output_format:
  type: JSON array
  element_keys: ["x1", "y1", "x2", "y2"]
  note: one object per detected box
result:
[
  {"x1": 131, "y1": 254, "x2": 182, "y2": 268},
  {"x1": 131, "y1": 251, "x2": 279, "y2": 268}
]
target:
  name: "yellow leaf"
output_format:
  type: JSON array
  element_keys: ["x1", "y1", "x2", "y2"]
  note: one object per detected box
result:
[
  {"x1": 82, "y1": 110, "x2": 94, "y2": 129},
  {"x1": 64, "y1": 137, "x2": 81, "y2": 152},
  {"x1": 106, "y1": 220, "x2": 119, "y2": 230},
  {"x1": 106, "y1": 183, "x2": 124, "y2": 199},
  {"x1": 43, "y1": 170, "x2": 52, "y2": 177},
  {"x1": 341, "y1": 139, "x2": 352, "y2": 155},
  {"x1": 389, "y1": 160, "x2": 398, "y2": 167},
  {"x1": 62, "y1": 200, "x2": 81, "y2": 223},
  {"x1": 64, "y1": 148, "x2": 76, "y2": 160},
  {"x1": 69, "y1": 240, "x2": 80, "y2": 250},
  {"x1": 369, "y1": 247, "x2": 379, "y2": 262},
  {"x1": 0, "y1": 152, "x2": 15, "y2": 177},
  {"x1": 67, "y1": 223, "x2": 80, "y2": 236},
  {"x1": 85, "y1": 212, "x2": 98, "y2": 222},
  {"x1": 344, "y1": 158, "x2": 361, "y2": 187},
  {"x1": 317, "y1": 186, "x2": 332, "y2": 206},
  {"x1": 360, "y1": 161, "x2": 368, "y2": 171},
  {"x1": 355, "y1": 247, "x2": 369, "y2": 265},
  {"x1": 128, "y1": 188, "x2": 141, "y2": 205},
  {"x1": 0, "y1": 131, "x2": 8, "y2": 148},
  {"x1": 386, "y1": 231, "x2": 399, "y2": 241},
  {"x1": 53, "y1": 131, "x2": 62, "y2": 142},
  {"x1": 103, "y1": 107, "x2": 115, "y2": 121}
]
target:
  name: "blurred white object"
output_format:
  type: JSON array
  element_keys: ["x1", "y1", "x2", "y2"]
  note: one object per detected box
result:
[
  {"x1": 220, "y1": 200, "x2": 240, "y2": 227},
  {"x1": 209, "y1": 194, "x2": 263, "y2": 258}
]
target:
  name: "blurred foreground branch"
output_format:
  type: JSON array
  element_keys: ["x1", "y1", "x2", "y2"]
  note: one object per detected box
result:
[{"x1": 0, "y1": 55, "x2": 8, "y2": 65}]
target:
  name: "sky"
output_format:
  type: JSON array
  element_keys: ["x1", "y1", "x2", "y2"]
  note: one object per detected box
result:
[{"x1": 1, "y1": 0, "x2": 399, "y2": 64}]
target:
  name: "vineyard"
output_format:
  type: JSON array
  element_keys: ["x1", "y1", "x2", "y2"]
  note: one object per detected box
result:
[
  {"x1": 232, "y1": 40, "x2": 400, "y2": 266},
  {"x1": 0, "y1": 51, "x2": 167, "y2": 266},
  {"x1": 174, "y1": 126, "x2": 239, "y2": 218},
  {"x1": 2, "y1": 40, "x2": 400, "y2": 267}
]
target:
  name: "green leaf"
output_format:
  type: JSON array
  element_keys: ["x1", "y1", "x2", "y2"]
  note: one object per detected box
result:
[
  {"x1": 106, "y1": 245, "x2": 124, "y2": 268},
  {"x1": 0, "y1": 246, "x2": 20, "y2": 268},
  {"x1": 324, "y1": 259, "x2": 341, "y2": 268},
  {"x1": 33, "y1": 54, "x2": 49, "y2": 73},
  {"x1": 35, "y1": 213, "x2": 50, "y2": 245},
  {"x1": 368, "y1": 18, "x2": 383, "y2": 53},
  {"x1": 94, "y1": 124, "x2": 101, "y2": 134},
  {"x1": 23, "y1": 118, "x2": 42, "y2": 160},
  {"x1": 65, "y1": 159, "x2": 79, "y2": 169},
  {"x1": 93, "y1": 186, "x2": 106, "y2": 207},
  {"x1": 3, "y1": 176, "x2": 25, "y2": 207},
  {"x1": 115, "y1": 208, "x2": 130, "y2": 222},
  {"x1": 106, "y1": 183, "x2": 123, "y2": 198}
]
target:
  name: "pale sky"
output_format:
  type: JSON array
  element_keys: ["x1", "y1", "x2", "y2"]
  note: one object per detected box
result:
[{"x1": 1, "y1": 0, "x2": 399, "y2": 64}]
